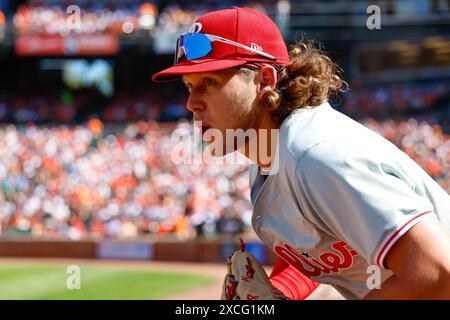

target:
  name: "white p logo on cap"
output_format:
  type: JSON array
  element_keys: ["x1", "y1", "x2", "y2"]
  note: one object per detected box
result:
[{"x1": 189, "y1": 22, "x2": 202, "y2": 33}]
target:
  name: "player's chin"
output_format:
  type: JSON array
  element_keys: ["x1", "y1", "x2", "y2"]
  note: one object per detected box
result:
[
  {"x1": 201, "y1": 126, "x2": 222, "y2": 142},
  {"x1": 201, "y1": 124, "x2": 209, "y2": 137},
  {"x1": 203, "y1": 140, "x2": 236, "y2": 158}
]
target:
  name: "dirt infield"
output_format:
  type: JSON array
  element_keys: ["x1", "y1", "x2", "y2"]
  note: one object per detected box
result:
[{"x1": 0, "y1": 257, "x2": 226, "y2": 300}]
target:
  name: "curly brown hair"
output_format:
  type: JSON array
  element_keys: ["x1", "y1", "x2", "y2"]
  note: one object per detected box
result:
[{"x1": 255, "y1": 41, "x2": 347, "y2": 126}]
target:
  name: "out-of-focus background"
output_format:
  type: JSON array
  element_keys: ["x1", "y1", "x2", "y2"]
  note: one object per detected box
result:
[{"x1": 0, "y1": 0, "x2": 448, "y2": 299}]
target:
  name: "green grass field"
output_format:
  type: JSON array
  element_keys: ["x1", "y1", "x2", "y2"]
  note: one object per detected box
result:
[{"x1": 0, "y1": 262, "x2": 214, "y2": 299}]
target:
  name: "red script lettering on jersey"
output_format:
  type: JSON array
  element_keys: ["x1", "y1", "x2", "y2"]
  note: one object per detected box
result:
[{"x1": 274, "y1": 241, "x2": 358, "y2": 278}]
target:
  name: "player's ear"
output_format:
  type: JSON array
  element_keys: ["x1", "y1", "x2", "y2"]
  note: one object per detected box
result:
[{"x1": 256, "y1": 65, "x2": 277, "y2": 97}]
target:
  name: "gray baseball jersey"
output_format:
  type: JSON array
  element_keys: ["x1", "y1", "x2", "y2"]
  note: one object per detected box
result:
[{"x1": 249, "y1": 102, "x2": 450, "y2": 299}]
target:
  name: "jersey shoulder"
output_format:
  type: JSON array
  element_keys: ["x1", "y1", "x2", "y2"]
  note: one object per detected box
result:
[{"x1": 279, "y1": 102, "x2": 393, "y2": 170}]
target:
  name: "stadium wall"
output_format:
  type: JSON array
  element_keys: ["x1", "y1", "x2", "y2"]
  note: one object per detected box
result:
[{"x1": 0, "y1": 239, "x2": 278, "y2": 265}]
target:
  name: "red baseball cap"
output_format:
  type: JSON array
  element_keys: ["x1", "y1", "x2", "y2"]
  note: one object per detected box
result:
[{"x1": 152, "y1": 7, "x2": 289, "y2": 82}]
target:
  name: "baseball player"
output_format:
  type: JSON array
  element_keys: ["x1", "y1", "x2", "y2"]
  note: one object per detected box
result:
[{"x1": 153, "y1": 7, "x2": 450, "y2": 299}]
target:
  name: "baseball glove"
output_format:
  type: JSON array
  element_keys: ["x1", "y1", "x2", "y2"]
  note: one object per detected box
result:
[{"x1": 221, "y1": 239, "x2": 289, "y2": 300}]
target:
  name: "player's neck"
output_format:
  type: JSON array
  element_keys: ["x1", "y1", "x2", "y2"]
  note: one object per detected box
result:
[{"x1": 238, "y1": 112, "x2": 279, "y2": 170}]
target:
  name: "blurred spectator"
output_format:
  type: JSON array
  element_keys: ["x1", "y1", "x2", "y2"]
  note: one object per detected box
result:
[{"x1": 215, "y1": 208, "x2": 245, "y2": 235}]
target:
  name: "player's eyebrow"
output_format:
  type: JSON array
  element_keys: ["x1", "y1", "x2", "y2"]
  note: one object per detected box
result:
[{"x1": 183, "y1": 74, "x2": 220, "y2": 88}]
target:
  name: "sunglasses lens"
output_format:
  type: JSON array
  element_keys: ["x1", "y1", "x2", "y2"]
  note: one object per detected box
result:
[
  {"x1": 175, "y1": 33, "x2": 212, "y2": 64},
  {"x1": 184, "y1": 33, "x2": 212, "y2": 61}
]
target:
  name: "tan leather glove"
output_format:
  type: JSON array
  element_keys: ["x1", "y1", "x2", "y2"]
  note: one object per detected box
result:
[{"x1": 221, "y1": 240, "x2": 289, "y2": 300}]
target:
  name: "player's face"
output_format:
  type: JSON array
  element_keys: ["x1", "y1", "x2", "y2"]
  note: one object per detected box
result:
[{"x1": 182, "y1": 68, "x2": 261, "y2": 155}]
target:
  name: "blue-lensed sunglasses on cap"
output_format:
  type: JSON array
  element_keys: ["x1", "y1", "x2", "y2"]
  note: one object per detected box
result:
[{"x1": 174, "y1": 32, "x2": 278, "y2": 65}]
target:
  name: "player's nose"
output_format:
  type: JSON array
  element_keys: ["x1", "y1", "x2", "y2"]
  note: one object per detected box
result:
[{"x1": 186, "y1": 95, "x2": 206, "y2": 114}]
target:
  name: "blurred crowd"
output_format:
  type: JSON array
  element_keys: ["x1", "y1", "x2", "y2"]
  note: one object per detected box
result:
[
  {"x1": 0, "y1": 87, "x2": 189, "y2": 123},
  {"x1": 0, "y1": 115, "x2": 448, "y2": 241},
  {"x1": 13, "y1": 0, "x2": 158, "y2": 36},
  {"x1": 155, "y1": 1, "x2": 272, "y2": 33},
  {"x1": 0, "y1": 120, "x2": 252, "y2": 240},
  {"x1": 342, "y1": 82, "x2": 450, "y2": 119},
  {"x1": 11, "y1": 0, "x2": 274, "y2": 37},
  {"x1": 102, "y1": 89, "x2": 190, "y2": 122}
]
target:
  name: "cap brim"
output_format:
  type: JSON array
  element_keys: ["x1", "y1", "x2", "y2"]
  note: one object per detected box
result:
[{"x1": 152, "y1": 59, "x2": 248, "y2": 82}]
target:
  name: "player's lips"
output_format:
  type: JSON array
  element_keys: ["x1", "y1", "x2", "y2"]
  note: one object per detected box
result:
[{"x1": 197, "y1": 121, "x2": 214, "y2": 134}]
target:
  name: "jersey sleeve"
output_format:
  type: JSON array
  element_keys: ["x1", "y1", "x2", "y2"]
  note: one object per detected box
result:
[{"x1": 295, "y1": 140, "x2": 436, "y2": 269}]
